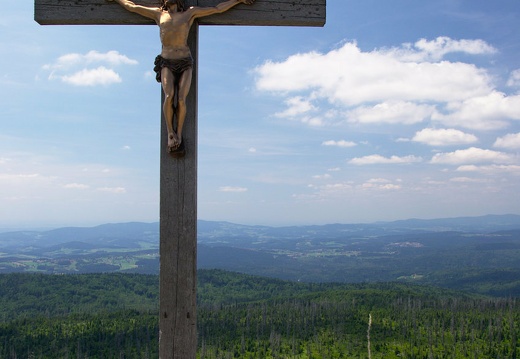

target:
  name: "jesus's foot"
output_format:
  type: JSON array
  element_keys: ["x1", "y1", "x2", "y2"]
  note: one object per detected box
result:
[
  {"x1": 169, "y1": 138, "x2": 186, "y2": 158},
  {"x1": 167, "y1": 133, "x2": 180, "y2": 152}
]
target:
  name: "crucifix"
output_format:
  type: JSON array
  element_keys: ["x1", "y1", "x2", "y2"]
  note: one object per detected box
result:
[{"x1": 34, "y1": 0, "x2": 325, "y2": 357}]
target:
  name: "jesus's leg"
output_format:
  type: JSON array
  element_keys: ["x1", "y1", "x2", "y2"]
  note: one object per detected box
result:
[
  {"x1": 174, "y1": 67, "x2": 193, "y2": 147},
  {"x1": 161, "y1": 67, "x2": 179, "y2": 151}
]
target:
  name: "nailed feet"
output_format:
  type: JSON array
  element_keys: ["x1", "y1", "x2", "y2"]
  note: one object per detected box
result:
[
  {"x1": 168, "y1": 133, "x2": 185, "y2": 158},
  {"x1": 168, "y1": 133, "x2": 180, "y2": 151}
]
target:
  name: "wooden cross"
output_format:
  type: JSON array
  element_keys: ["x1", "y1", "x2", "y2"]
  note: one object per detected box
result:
[{"x1": 35, "y1": 0, "x2": 325, "y2": 357}]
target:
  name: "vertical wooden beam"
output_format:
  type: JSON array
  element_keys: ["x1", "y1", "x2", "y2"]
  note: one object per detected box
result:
[{"x1": 159, "y1": 24, "x2": 199, "y2": 359}]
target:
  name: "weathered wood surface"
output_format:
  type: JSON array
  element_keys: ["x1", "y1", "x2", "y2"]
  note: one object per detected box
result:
[
  {"x1": 158, "y1": 26, "x2": 198, "y2": 359},
  {"x1": 35, "y1": 0, "x2": 326, "y2": 27}
]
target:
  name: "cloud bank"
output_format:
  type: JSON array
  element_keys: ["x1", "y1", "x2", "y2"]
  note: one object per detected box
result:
[
  {"x1": 254, "y1": 37, "x2": 520, "y2": 131},
  {"x1": 44, "y1": 50, "x2": 137, "y2": 87}
]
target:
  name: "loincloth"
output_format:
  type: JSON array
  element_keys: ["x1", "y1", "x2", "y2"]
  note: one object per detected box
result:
[{"x1": 153, "y1": 55, "x2": 193, "y2": 83}]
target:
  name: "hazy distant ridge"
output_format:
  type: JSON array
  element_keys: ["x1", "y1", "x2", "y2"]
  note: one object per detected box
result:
[
  {"x1": 1, "y1": 215, "x2": 520, "y2": 297},
  {"x1": 2, "y1": 214, "x2": 520, "y2": 249}
]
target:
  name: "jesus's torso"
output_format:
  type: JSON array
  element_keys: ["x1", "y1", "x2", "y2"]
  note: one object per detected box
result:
[{"x1": 159, "y1": 10, "x2": 193, "y2": 59}]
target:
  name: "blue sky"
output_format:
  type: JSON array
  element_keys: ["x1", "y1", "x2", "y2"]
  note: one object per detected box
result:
[{"x1": 1, "y1": 0, "x2": 520, "y2": 228}]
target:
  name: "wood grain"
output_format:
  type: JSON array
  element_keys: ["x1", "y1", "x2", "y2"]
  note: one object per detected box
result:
[
  {"x1": 158, "y1": 26, "x2": 198, "y2": 359},
  {"x1": 35, "y1": 0, "x2": 326, "y2": 27}
]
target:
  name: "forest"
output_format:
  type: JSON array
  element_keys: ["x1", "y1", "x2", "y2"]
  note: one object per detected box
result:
[{"x1": 0, "y1": 270, "x2": 518, "y2": 358}]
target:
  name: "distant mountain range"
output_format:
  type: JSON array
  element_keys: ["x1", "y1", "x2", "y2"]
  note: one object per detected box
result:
[
  {"x1": 1, "y1": 214, "x2": 519, "y2": 250},
  {"x1": 1, "y1": 214, "x2": 520, "y2": 296}
]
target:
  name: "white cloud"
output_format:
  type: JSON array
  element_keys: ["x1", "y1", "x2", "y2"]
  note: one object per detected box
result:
[
  {"x1": 82, "y1": 50, "x2": 138, "y2": 66},
  {"x1": 254, "y1": 37, "x2": 520, "y2": 132},
  {"x1": 455, "y1": 165, "x2": 480, "y2": 172},
  {"x1": 44, "y1": 50, "x2": 137, "y2": 87},
  {"x1": 97, "y1": 187, "x2": 126, "y2": 194},
  {"x1": 494, "y1": 133, "x2": 520, "y2": 149},
  {"x1": 43, "y1": 53, "x2": 81, "y2": 70},
  {"x1": 347, "y1": 101, "x2": 435, "y2": 125},
  {"x1": 144, "y1": 70, "x2": 155, "y2": 80},
  {"x1": 45, "y1": 50, "x2": 138, "y2": 70},
  {"x1": 254, "y1": 38, "x2": 493, "y2": 107},
  {"x1": 322, "y1": 140, "x2": 356, "y2": 148},
  {"x1": 361, "y1": 181, "x2": 401, "y2": 190},
  {"x1": 507, "y1": 69, "x2": 520, "y2": 87},
  {"x1": 64, "y1": 183, "x2": 90, "y2": 190},
  {"x1": 300, "y1": 116, "x2": 325, "y2": 127},
  {"x1": 312, "y1": 174, "x2": 331, "y2": 180},
  {"x1": 384, "y1": 37, "x2": 497, "y2": 62},
  {"x1": 431, "y1": 147, "x2": 515, "y2": 165},
  {"x1": 275, "y1": 96, "x2": 316, "y2": 118},
  {"x1": 432, "y1": 92, "x2": 520, "y2": 130},
  {"x1": 449, "y1": 177, "x2": 485, "y2": 183},
  {"x1": 219, "y1": 186, "x2": 248, "y2": 193},
  {"x1": 0, "y1": 173, "x2": 41, "y2": 181},
  {"x1": 303, "y1": 177, "x2": 403, "y2": 201},
  {"x1": 366, "y1": 178, "x2": 391, "y2": 184},
  {"x1": 60, "y1": 67, "x2": 122, "y2": 86},
  {"x1": 349, "y1": 154, "x2": 422, "y2": 165},
  {"x1": 361, "y1": 178, "x2": 401, "y2": 189},
  {"x1": 322, "y1": 183, "x2": 353, "y2": 191},
  {"x1": 412, "y1": 128, "x2": 478, "y2": 146},
  {"x1": 456, "y1": 164, "x2": 520, "y2": 174}
]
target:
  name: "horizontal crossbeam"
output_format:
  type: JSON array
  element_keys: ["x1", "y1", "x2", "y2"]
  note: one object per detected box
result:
[{"x1": 35, "y1": 0, "x2": 326, "y2": 27}]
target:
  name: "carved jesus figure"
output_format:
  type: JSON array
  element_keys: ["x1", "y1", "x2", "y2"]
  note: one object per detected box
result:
[{"x1": 109, "y1": 0, "x2": 255, "y2": 155}]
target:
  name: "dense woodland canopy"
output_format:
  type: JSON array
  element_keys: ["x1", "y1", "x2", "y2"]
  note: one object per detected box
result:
[{"x1": 0, "y1": 271, "x2": 518, "y2": 358}]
